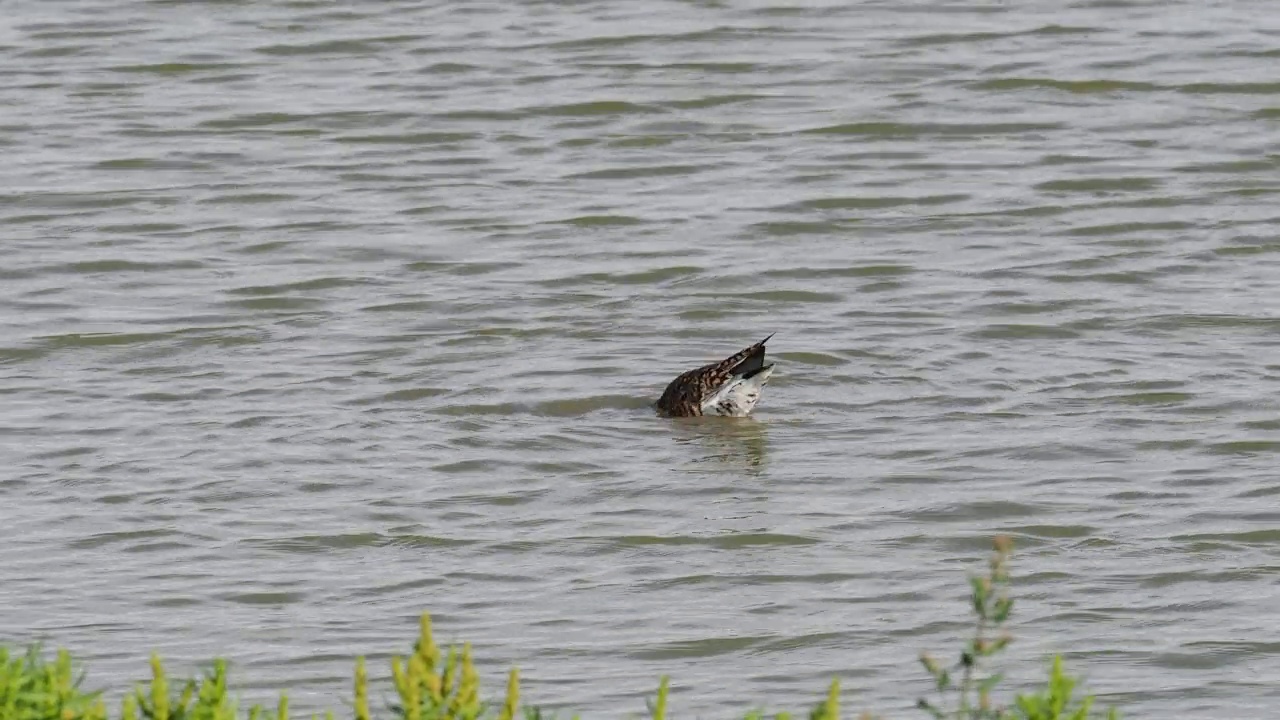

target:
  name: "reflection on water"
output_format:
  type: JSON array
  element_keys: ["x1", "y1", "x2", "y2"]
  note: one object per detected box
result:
[{"x1": 671, "y1": 417, "x2": 771, "y2": 476}]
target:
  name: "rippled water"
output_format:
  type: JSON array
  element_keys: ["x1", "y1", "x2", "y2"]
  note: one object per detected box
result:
[{"x1": 3, "y1": 0, "x2": 1280, "y2": 716}]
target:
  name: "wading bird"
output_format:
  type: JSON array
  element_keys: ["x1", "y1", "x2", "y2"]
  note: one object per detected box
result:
[{"x1": 655, "y1": 335, "x2": 776, "y2": 417}]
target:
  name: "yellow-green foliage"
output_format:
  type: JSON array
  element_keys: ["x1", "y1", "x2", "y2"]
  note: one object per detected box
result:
[
  {"x1": 1011, "y1": 657, "x2": 1118, "y2": 720},
  {"x1": 0, "y1": 539, "x2": 1119, "y2": 720},
  {"x1": 386, "y1": 615, "x2": 495, "y2": 720},
  {"x1": 118, "y1": 655, "x2": 287, "y2": 720},
  {"x1": 0, "y1": 646, "x2": 107, "y2": 720}
]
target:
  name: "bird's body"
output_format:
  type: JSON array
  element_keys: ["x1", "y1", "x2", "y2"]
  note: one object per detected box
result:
[{"x1": 655, "y1": 335, "x2": 776, "y2": 417}]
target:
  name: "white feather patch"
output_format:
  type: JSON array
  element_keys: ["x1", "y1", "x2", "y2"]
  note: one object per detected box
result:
[{"x1": 701, "y1": 365, "x2": 775, "y2": 417}]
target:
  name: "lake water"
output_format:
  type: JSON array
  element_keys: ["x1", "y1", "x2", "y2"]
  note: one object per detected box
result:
[{"x1": 2, "y1": 0, "x2": 1280, "y2": 717}]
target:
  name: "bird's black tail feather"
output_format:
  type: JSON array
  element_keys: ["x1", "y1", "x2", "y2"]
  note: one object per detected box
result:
[{"x1": 729, "y1": 336, "x2": 772, "y2": 378}]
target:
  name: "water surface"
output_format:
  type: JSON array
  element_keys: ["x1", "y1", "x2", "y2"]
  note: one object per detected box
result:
[{"x1": 3, "y1": 1, "x2": 1280, "y2": 717}]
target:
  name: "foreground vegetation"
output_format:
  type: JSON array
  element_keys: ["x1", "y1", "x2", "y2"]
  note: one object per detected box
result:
[{"x1": 0, "y1": 537, "x2": 1117, "y2": 720}]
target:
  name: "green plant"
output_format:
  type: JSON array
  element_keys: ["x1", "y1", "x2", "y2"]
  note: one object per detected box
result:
[
  {"x1": 0, "y1": 538, "x2": 1121, "y2": 720},
  {"x1": 0, "y1": 645, "x2": 107, "y2": 720},
  {"x1": 384, "y1": 614, "x2": 514, "y2": 720},
  {"x1": 1010, "y1": 657, "x2": 1117, "y2": 720},
  {"x1": 121, "y1": 655, "x2": 288, "y2": 720},
  {"x1": 917, "y1": 537, "x2": 1117, "y2": 720}
]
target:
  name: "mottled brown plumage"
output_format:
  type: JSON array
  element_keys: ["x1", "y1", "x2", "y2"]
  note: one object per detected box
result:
[{"x1": 655, "y1": 334, "x2": 776, "y2": 417}]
